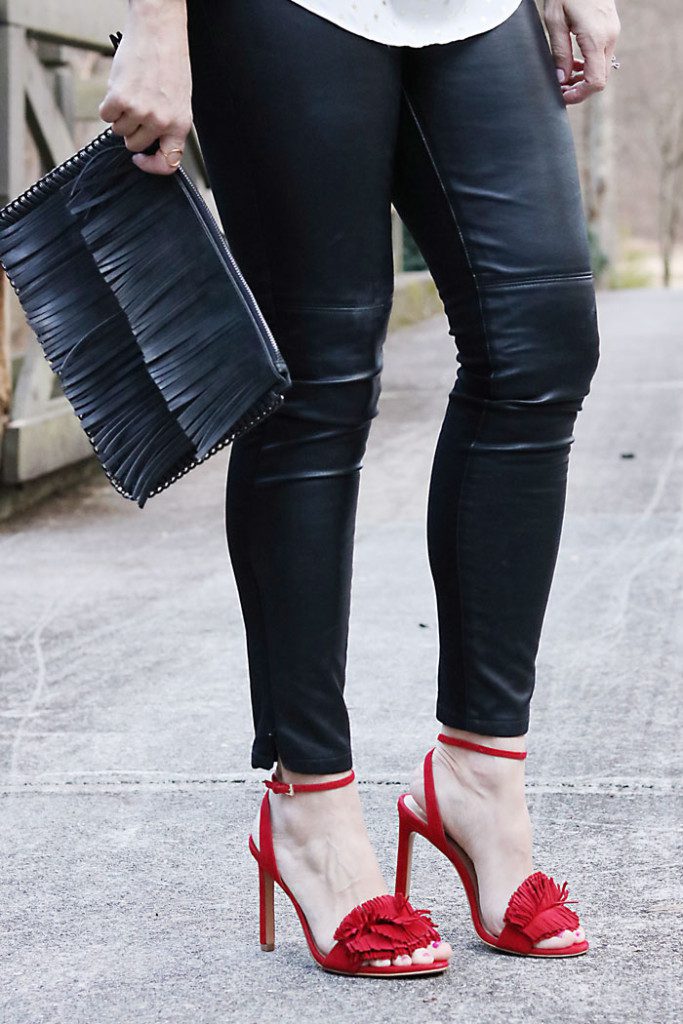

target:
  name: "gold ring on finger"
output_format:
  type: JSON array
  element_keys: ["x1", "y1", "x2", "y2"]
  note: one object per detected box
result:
[{"x1": 158, "y1": 146, "x2": 183, "y2": 167}]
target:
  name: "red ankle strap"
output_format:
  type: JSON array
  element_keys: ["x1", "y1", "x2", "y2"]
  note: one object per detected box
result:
[
  {"x1": 264, "y1": 769, "x2": 356, "y2": 795},
  {"x1": 437, "y1": 733, "x2": 527, "y2": 760}
]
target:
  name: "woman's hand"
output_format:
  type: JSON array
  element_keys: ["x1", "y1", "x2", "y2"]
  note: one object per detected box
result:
[
  {"x1": 98, "y1": 0, "x2": 192, "y2": 175},
  {"x1": 544, "y1": 0, "x2": 621, "y2": 105}
]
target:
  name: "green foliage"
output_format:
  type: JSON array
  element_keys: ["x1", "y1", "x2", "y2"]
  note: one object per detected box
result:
[
  {"x1": 402, "y1": 227, "x2": 427, "y2": 271},
  {"x1": 606, "y1": 248, "x2": 654, "y2": 289},
  {"x1": 587, "y1": 226, "x2": 609, "y2": 281}
]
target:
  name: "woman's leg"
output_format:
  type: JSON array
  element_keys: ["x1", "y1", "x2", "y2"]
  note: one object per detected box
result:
[
  {"x1": 187, "y1": 0, "x2": 398, "y2": 778},
  {"x1": 186, "y1": 0, "x2": 450, "y2": 964},
  {"x1": 391, "y1": 0, "x2": 599, "y2": 945}
]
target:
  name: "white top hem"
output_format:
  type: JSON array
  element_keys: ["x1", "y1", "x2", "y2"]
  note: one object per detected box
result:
[{"x1": 286, "y1": 0, "x2": 526, "y2": 48}]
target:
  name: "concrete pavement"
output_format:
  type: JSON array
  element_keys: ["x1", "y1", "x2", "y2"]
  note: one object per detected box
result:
[{"x1": 1, "y1": 287, "x2": 681, "y2": 1023}]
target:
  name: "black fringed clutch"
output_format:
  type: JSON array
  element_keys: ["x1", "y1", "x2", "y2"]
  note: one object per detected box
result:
[{"x1": 0, "y1": 39, "x2": 291, "y2": 508}]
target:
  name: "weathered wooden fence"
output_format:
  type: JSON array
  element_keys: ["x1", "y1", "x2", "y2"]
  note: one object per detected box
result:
[{"x1": 0, "y1": 0, "x2": 217, "y2": 486}]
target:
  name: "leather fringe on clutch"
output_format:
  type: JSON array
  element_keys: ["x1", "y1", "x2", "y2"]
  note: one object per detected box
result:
[{"x1": 0, "y1": 130, "x2": 291, "y2": 507}]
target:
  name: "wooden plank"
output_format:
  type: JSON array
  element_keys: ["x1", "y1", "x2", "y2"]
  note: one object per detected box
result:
[
  {"x1": 2, "y1": 37, "x2": 74, "y2": 471},
  {"x1": 0, "y1": 0, "x2": 128, "y2": 52},
  {"x1": 1, "y1": 399, "x2": 93, "y2": 484},
  {"x1": 0, "y1": 22, "x2": 23, "y2": 468},
  {"x1": 10, "y1": 335, "x2": 58, "y2": 419},
  {"x1": 24, "y1": 42, "x2": 76, "y2": 166},
  {"x1": 0, "y1": 22, "x2": 25, "y2": 207}
]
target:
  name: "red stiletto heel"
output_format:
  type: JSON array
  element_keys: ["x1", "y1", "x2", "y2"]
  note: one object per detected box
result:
[
  {"x1": 394, "y1": 734, "x2": 589, "y2": 958},
  {"x1": 249, "y1": 769, "x2": 451, "y2": 977},
  {"x1": 258, "y1": 862, "x2": 275, "y2": 952},
  {"x1": 395, "y1": 815, "x2": 416, "y2": 900}
]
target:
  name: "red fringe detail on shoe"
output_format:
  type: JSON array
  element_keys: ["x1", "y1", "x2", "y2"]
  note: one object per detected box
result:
[
  {"x1": 503, "y1": 871, "x2": 580, "y2": 943},
  {"x1": 332, "y1": 893, "x2": 441, "y2": 964}
]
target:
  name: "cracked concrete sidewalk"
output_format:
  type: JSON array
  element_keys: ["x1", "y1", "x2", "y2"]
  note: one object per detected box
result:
[{"x1": 1, "y1": 287, "x2": 681, "y2": 1023}]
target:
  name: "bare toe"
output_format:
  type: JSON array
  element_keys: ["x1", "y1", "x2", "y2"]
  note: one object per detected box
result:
[
  {"x1": 429, "y1": 939, "x2": 453, "y2": 960},
  {"x1": 535, "y1": 928, "x2": 581, "y2": 950},
  {"x1": 392, "y1": 954, "x2": 413, "y2": 967},
  {"x1": 411, "y1": 946, "x2": 436, "y2": 964}
]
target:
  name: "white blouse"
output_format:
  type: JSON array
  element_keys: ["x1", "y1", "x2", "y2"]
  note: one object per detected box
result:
[{"x1": 287, "y1": 0, "x2": 525, "y2": 47}]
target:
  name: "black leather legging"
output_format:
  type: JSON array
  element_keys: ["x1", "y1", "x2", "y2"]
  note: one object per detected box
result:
[{"x1": 186, "y1": 0, "x2": 600, "y2": 773}]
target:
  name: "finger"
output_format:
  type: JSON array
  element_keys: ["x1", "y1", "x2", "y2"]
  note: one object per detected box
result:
[
  {"x1": 576, "y1": 33, "x2": 608, "y2": 93},
  {"x1": 559, "y1": 58, "x2": 586, "y2": 92},
  {"x1": 131, "y1": 152, "x2": 173, "y2": 176},
  {"x1": 561, "y1": 67, "x2": 589, "y2": 87},
  {"x1": 111, "y1": 112, "x2": 143, "y2": 138},
  {"x1": 131, "y1": 135, "x2": 185, "y2": 177},
  {"x1": 545, "y1": 10, "x2": 574, "y2": 84},
  {"x1": 558, "y1": 56, "x2": 585, "y2": 80},
  {"x1": 124, "y1": 123, "x2": 160, "y2": 154},
  {"x1": 560, "y1": 80, "x2": 598, "y2": 105},
  {"x1": 131, "y1": 150, "x2": 177, "y2": 176},
  {"x1": 98, "y1": 91, "x2": 126, "y2": 124},
  {"x1": 157, "y1": 133, "x2": 186, "y2": 169}
]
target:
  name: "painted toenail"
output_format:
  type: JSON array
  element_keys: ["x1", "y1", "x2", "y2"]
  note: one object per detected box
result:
[
  {"x1": 432, "y1": 940, "x2": 453, "y2": 959},
  {"x1": 412, "y1": 947, "x2": 435, "y2": 964}
]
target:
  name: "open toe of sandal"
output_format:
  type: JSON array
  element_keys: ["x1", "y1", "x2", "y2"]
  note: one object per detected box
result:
[
  {"x1": 321, "y1": 892, "x2": 451, "y2": 976},
  {"x1": 496, "y1": 871, "x2": 589, "y2": 958}
]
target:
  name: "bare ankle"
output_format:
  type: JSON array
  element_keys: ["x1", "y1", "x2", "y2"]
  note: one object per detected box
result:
[
  {"x1": 438, "y1": 726, "x2": 527, "y2": 755},
  {"x1": 277, "y1": 763, "x2": 354, "y2": 786},
  {"x1": 435, "y1": 728, "x2": 527, "y2": 791}
]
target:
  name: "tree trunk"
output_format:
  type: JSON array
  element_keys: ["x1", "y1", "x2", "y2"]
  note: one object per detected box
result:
[{"x1": 582, "y1": 87, "x2": 617, "y2": 285}]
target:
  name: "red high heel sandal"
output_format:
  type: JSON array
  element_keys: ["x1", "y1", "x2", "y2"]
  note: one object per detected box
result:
[
  {"x1": 248, "y1": 769, "x2": 451, "y2": 977},
  {"x1": 394, "y1": 734, "x2": 589, "y2": 958}
]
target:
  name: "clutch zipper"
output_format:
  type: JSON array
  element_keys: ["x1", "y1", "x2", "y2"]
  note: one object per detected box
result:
[{"x1": 175, "y1": 164, "x2": 289, "y2": 380}]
